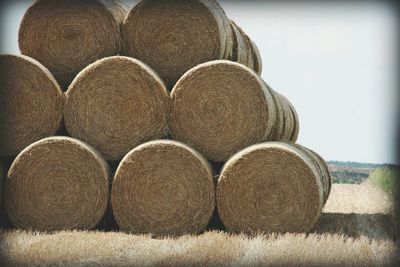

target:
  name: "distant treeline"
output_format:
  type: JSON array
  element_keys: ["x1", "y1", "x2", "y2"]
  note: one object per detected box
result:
[{"x1": 327, "y1": 161, "x2": 383, "y2": 169}]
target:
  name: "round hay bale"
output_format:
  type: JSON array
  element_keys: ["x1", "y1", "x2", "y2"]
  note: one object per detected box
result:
[
  {"x1": 229, "y1": 20, "x2": 249, "y2": 67},
  {"x1": 63, "y1": 56, "x2": 169, "y2": 161},
  {"x1": 4, "y1": 136, "x2": 110, "y2": 231},
  {"x1": 0, "y1": 54, "x2": 63, "y2": 157},
  {"x1": 111, "y1": 140, "x2": 215, "y2": 236},
  {"x1": 169, "y1": 60, "x2": 276, "y2": 162},
  {"x1": 18, "y1": 0, "x2": 125, "y2": 88},
  {"x1": 289, "y1": 104, "x2": 300, "y2": 143},
  {"x1": 250, "y1": 39, "x2": 263, "y2": 75},
  {"x1": 230, "y1": 21, "x2": 254, "y2": 72},
  {"x1": 217, "y1": 142, "x2": 329, "y2": 234},
  {"x1": 121, "y1": 0, "x2": 233, "y2": 88},
  {"x1": 268, "y1": 89, "x2": 299, "y2": 143},
  {"x1": 299, "y1": 146, "x2": 331, "y2": 204}
]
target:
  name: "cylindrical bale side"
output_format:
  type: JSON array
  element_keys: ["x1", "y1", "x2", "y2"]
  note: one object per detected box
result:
[
  {"x1": 217, "y1": 142, "x2": 327, "y2": 234},
  {"x1": 289, "y1": 104, "x2": 300, "y2": 142},
  {"x1": 269, "y1": 89, "x2": 299, "y2": 143},
  {"x1": 249, "y1": 38, "x2": 263, "y2": 76},
  {"x1": 230, "y1": 21, "x2": 254, "y2": 72},
  {"x1": 4, "y1": 137, "x2": 110, "y2": 231},
  {"x1": 169, "y1": 60, "x2": 276, "y2": 162},
  {"x1": 19, "y1": 0, "x2": 125, "y2": 88},
  {"x1": 0, "y1": 54, "x2": 63, "y2": 157},
  {"x1": 111, "y1": 140, "x2": 215, "y2": 236},
  {"x1": 63, "y1": 56, "x2": 170, "y2": 161},
  {"x1": 229, "y1": 20, "x2": 249, "y2": 67},
  {"x1": 121, "y1": 0, "x2": 233, "y2": 88},
  {"x1": 298, "y1": 146, "x2": 332, "y2": 204}
]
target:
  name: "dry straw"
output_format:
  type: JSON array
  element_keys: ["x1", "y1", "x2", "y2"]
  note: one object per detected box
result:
[
  {"x1": 4, "y1": 136, "x2": 110, "y2": 231},
  {"x1": 169, "y1": 60, "x2": 276, "y2": 162},
  {"x1": 269, "y1": 90, "x2": 299, "y2": 142},
  {"x1": 230, "y1": 21, "x2": 257, "y2": 74},
  {"x1": 111, "y1": 140, "x2": 215, "y2": 236},
  {"x1": 0, "y1": 54, "x2": 63, "y2": 157},
  {"x1": 217, "y1": 142, "x2": 331, "y2": 234},
  {"x1": 121, "y1": 0, "x2": 233, "y2": 88},
  {"x1": 18, "y1": 0, "x2": 125, "y2": 88},
  {"x1": 63, "y1": 56, "x2": 170, "y2": 161}
]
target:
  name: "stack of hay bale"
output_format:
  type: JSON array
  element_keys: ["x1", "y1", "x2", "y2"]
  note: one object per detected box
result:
[{"x1": 0, "y1": 0, "x2": 331, "y2": 236}]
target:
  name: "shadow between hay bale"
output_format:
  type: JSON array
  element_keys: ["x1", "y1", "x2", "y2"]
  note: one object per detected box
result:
[
  {"x1": 111, "y1": 140, "x2": 215, "y2": 236},
  {"x1": 4, "y1": 137, "x2": 110, "y2": 231},
  {"x1": 63, "y1": 56, "x2": 170, "y2": 161},
  {"x1": 121, "y1": 0, "x2": 233, "y2": 88},
  {"x1": 217, "y1": 142, "x2": 331, "y2": 234},
  {"x1": 169, "y1": 60, "x2": 276, "y2": 162},
  {"x1": 0, "y1": 54, "x2": 63, "y2": 157},
  {"x1": 18, "y1": 0, "x2": 125, "y2": 88}
]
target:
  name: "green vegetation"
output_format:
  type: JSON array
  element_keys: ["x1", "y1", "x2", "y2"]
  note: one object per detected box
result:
[
  {"x1": 330, "y1": 170, "x2": 369, "y2": 184},
  {"x1": 369, "y1": 165, "x2": 400, "y2": 195},
  {"x1": 327, "y1": 161, "x2": 382, "y2": 169}
]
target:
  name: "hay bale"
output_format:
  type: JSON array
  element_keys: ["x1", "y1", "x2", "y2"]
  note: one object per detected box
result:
[
  {"x1": 121, "y1": 0, "x2": 233, "y2": 88},
  {"x1": 300, "y1": 146, "x2": 332, "y2": 204},
  {"x1": 250, "y1": 39, "x2": 263, "y2": 75},
  {"x1": 0, "y1": 54, "x2": 63, "y2": 157},
  {"x1": 4, "y1": 136, "x2": 110, "y2": 231},
  {"x1": 230, "y1": 21, "x2": 258, "y2": 73},
  {"x1": 18, "y1": 0, "x2": 125, "y2": 88},
  {"x1": 229, "y1": 21, "x2": 249, "y2": 68},
  {"x1": 217, "y1": 142, "x2": 331, "y2": 234},
  {"x1": 63, "y1": 56, "x2": 169, "y2": 161},
  {"x1": 111, "y1": 140, "x2": 215, "y2": 236},
  {"x1": 169, "y1": 60, "x2": 276, "y2": 162},
  {"x1": 269, "y1": 89, "x2": 299, "y2": 142}
]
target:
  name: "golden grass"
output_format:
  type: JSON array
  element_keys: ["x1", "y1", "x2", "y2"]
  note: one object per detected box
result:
[
  {"x1": 0, "y1": 183, "x2": 398, "y2": 266},
  {"x1": 323, "y1": 181, "x2": 393, "y2": 214}
]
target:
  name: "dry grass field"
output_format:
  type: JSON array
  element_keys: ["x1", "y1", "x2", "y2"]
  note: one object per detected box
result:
[{"x1": 0, "y1": 182, "x2": 398, "y2": 267}]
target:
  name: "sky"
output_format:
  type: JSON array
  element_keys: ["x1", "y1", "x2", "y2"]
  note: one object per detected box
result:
[{"x1": 1, "y1": 1, "x2": 398, "y2": 164}]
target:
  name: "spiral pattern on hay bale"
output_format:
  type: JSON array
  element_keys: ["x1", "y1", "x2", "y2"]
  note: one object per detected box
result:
[
  {"x1": 111, "y1": 140, "x2": 215, "y2": 236},
  {"x1": 169, "y1": 60, "x2": 276, "y2": 162},
  {"x1": 63, "y1": 56, "x2": 169, "y2": 161},
  {"x1": 18, "y1": 0, "x2": 125, "y2": 88},
  {"x1": 0, "y1": 54, "x2": 63, "y2": 157},
  {"x1": 121, "y1": 0, "x2": 233, "y2": 88},
  {"x1": 217, "y1": 142, "x2": 331, "y2": 234},
  {"x1": 4, "y1": 137, "x2": 110, "y2": 231}
]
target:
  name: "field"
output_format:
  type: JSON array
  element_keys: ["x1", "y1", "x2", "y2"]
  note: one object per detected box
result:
[{"x1": 0, "y1": 180, "x2": 398, "y2": 267}]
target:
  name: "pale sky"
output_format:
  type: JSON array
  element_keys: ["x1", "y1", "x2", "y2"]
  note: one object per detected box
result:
[{"x1": 1, "y1": 1, "x2": 398, "y2": 164}]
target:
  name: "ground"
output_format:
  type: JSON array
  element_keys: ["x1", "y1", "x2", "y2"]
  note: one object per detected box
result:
[{"x1": 0, "y1": 182, "x2": 398, "y2": 266}]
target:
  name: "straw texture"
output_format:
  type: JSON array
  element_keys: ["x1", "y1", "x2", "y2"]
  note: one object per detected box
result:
[
  {"x1": 0, "y1": 54, "x2": 63, "y2": 157},
  {"x1": 18, "y1": 0, "x2": 125, "y2": 88},
  {"x1": 63, "y1": 56, "x2": 169, "y2": 161},
  {"x1": 169, "y1": 60, "x2": 276, "y2": 162},
  {"x1": 250, "y1": 39, "x2": 263, "y2": 75},
  {"x1": 229, "y1": 21, "x2": 249, "y2": 67},
  {"x1": 217, "y1": 142, "x2": 331, "y2": 234},
  {"x1": 230, "y1": 21, "x2": 254, "y2": 72},
  {"x1": 269, "y1": 89, "x2": 299, "y2": 142},
  {"x1": 4, "y1": 137, "x2": 110, "y2": 231},
  {"x1": 121, "y1": 0, "x2": 233, "y2": 88},
  {"x1": 111, "y1": 140, "x2": 215, "y2": 236}
]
